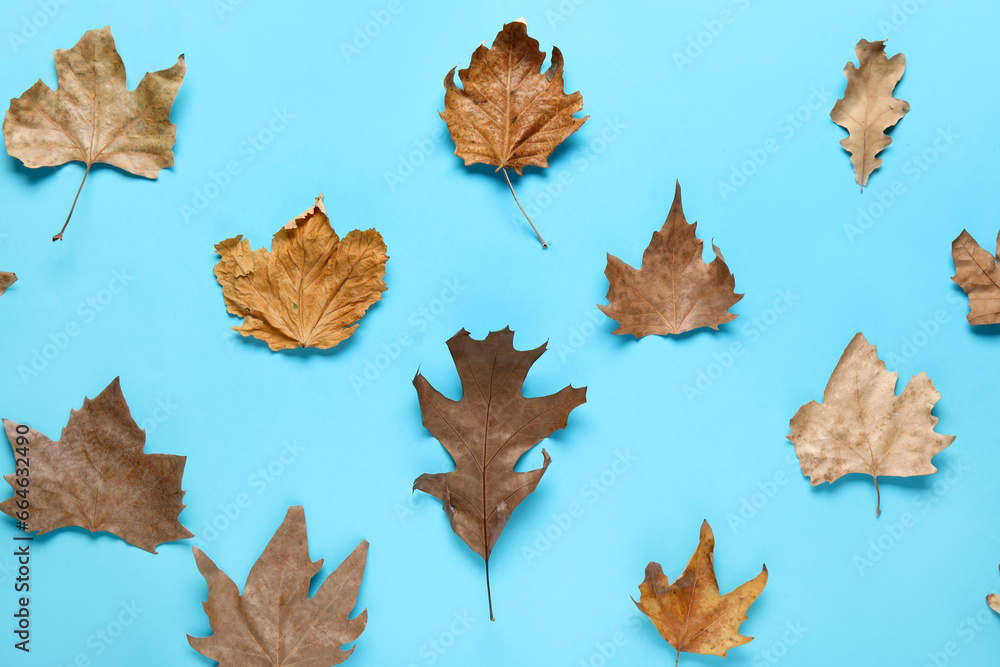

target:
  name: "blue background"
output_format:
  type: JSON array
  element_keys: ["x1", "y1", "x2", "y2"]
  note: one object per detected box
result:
[{"x1": 1, "y1": 0, "x2": 998, "y2": 665}]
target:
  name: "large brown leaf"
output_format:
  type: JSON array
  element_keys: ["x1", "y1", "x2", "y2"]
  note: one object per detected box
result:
[
  {"x1": 3, "y1": 26, "x2": 185, "y2": 240},
  {"x1": 440, "y1": 19, "x2": 587, "y2": 175},
  {"x1": 951, "y1": 228, "x2": 1000, "y2": 325},
  {"x1": 788, "y1": 333, "x2": 955, "y2": 516},
  {"x1": 634, "y1": 521, "x2": 767, "y2": 666},
  {"x1": 189, "y1": 506, "x2": 368, "y2": 666},
  {"x1": 413, "y1": 328, "x2": 586, "y2": 620},
  {"x1": 0, "y1": 377, "x2": 192, "y2": 553},
  {"x1": 830, "y1": 39, "x2": 909, "y2": 189},
  {"x1": 213, "y1": 195, "x2": 388, "y2": 351},
  {"x1": 599, "y1": 181, "x2": 742, "y2": 336},
  {"x1": 0, "y1": 272, "x2": 15, "y2": 297}
]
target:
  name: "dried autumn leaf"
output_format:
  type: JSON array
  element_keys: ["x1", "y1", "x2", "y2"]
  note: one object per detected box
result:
[
  {"x1": 440, "y1": 19, "x2": 588, "y2": 247},
  {"x1": 951, "y1": 229, "x2": 1000, "y2": 325},
  {"x1": 189, "y1": 506, "x2": 368, "y2": 666},
  {"x1": 0, "y1": 272, "x2": 15, "y2": 297},
  {"x1": 413, "y1": 328, "x2": 586, "y2": 620},
  {"x1": 788, "y1": 333, "x2": 954, "y2": 516},
  {"x1": 599, "y1": 181, "x2": 742, "y2": 336},
  {"x1": 990, "y1": 564, "x2": 1000, "y2": 615},
  {"x1": 214, "y1": 195, "x2": 388, "y2": 351},
  {"x1": 830, "y1": 39, "x2": 909, "y2": 189},
  {"x1": 3, "y1": 26, "x2": 185, "y2": 241},
  {"x1": 634, "y1": 521, "x2": 767, "y2": 666},
  {"x1": 0, "y1": 377, "x2": 192, "y2": 552}
]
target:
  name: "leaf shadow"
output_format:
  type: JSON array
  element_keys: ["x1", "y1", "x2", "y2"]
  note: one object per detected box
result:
[{"x1": 228, "y1": 325, "x2": 364, "y2": 359}]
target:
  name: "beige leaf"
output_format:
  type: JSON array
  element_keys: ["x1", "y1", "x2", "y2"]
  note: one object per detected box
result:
[
  {"x1": 830, "y1": 39, "x2": 909, "y2": 189},
  {"x1": 951, "y1": 228, "x2": 1000, "y2": 325},
  {"x1": 787, "y1": 333, "x2": 954, "y2": 516},
  {"x1": 3, "y1": 26, "x2": 185, "y2": 240},
  {"x1": 0, "y1": 272, "x2": 15, "y2": 297},
  {"x1": 213, "y1": 195, "x2": 388, "y2": 351}
]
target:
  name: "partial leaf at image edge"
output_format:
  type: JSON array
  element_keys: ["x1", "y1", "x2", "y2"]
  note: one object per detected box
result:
[
  {"x1": 951, "y1": 228, "x2": 1000, "y2": 325},
  {"x1": 0, "y1": 272, "x2": 16, "y2": 297}
]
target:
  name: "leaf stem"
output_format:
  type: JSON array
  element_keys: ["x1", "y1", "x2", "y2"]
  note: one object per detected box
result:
[
  {"x1": 53, "y1": 162, "x2": 92, "y2": 242},
  {"x1": 675, "y1": 648, "x2": 680, "y2": 667},
  {"x1": 486, "y1": 558, "x2": 495, "y2": 621},
  {"x1": 502, "y1": 167, "x2": 548, "y2": 249},
  {"x1": 874, "y1": 476, "x2": 881, "y2": 517}
]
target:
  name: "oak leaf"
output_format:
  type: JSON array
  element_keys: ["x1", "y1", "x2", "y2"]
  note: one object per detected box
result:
[
  {"x1": 830, "y1": 39, "x2": 909, "y2": 189},
  {"x1": 634, "y1": 521, "x2": 767, "y2": 666},
  {"x1": 0, "y1": 377, "x2": 192, "y2": 552},
  {"x1": 440, "y1": 19, "x2": 588, "y2": 247},
  {"x1": 189, "y1": 506, "x2": 368, "y2": 666},
  {"x1": 951, "y1": 229, "x2": 1000, "y2": 325},
  {"x1": 0, "y1": 272, "x2": 15, "y2": 297},
  {"x1": 213, "y1": 195, "x2": 388, "y2": 351},
  {"x1": 788, "y1": 333, "x2": 954, "y2": 516},
  {"x1": 413, "y1": 328, "x2": 586, "y2": 620},
  {"x1": 3, "y1": 26, "x2": 185, "y2": 241},
  {"x1": 599, "y1": 182, "x2": 742, "y2": 336}
]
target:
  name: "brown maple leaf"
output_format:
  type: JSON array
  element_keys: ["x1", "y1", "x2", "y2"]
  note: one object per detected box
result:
[
  {"x1": 214, "y1": 195, "x2": 388, "y2": 351},
  {"x1": 634, "y1": 521, "x2": 767, "y2": 667},
  {"x1": 788, "y1": 333, "x2": 955, "y2": 516},
  {"x1": 440, "y1": 19, "x2": 588, "y2": 247},
  {"x1": 3, "y1": 26, "x2": 185, "y2": 241},
  {"x1": 0, "y1": 377, "x2": 192, "y2": 553},
  {"x1": 830, "y1": 39, "x2": 909, "y2": 189},
  {"x1": 599, "y1": 181, "x2": 742, "y2": 337},
  {"x1": 189, "y1": 506, "x2": 368, "y2": 666},
  {"x1": 0, "y1": 272, "x2": 15, "y2": 297},
  {"x1": 951, "y1": 228, "x2": 1000, "y2": 325},
  {"x1": 413, "y1": 328, "x2": 586, "y2": 620}
]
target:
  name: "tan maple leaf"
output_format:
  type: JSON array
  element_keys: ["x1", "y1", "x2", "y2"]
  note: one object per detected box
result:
[
  {"x1": 599, "y1": 181, "x2": 742, "y2": 336},
  {"x1": 0, "y1": 377, "x2": 192, "y2": 553},
  {"x1": 634, "y1": 521, "x2": 767, "y2": 666},
  {"x1": 830, "y1": 39, "x2": 909, "y2": 189},
  {"x1": 213, "y1": 195, "x2": 388, "y2": 351},
  {"x1": 951, "y1": 228, "x2": 1000, "y2": 325},
  {"x1": 189, "y1": 506, "x2": 368, "y2": 666},
  {"x1": 0, "y1": 272, "x2": 15, "y2": 297},
  {"x1": 788, "y1": 333, "x2": 955, "y2": 516},
  {"x1": 440, "y1": 19, "x2": 588, "y2": 247},
  {"x1": 413, "y1": 328, "x2": 586, "y2": 620},
  {"x1": 3, "y1": 26, "x2": 185, "y2": 241}
]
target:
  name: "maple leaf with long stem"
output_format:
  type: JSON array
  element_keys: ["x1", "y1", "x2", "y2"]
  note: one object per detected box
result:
[
  {"x1": 413, "y1": 328, "x2": 586, "y2": 620},
  {"x1": 3, "y1": 26, "x2": 185, "y2": 241},
  {"x1": 440, "y1": 19, "x2": 588, "y2": 248}
]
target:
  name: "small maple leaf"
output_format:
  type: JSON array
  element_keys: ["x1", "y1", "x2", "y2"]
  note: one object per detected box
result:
[
  {"x1": 599, "y1": 181, "x2": 742, "y2": 336},
  {"x1": 189, "y1": 506, "x2": 368, "y2": 666},
  {"x1": 413, "y1": 328, "x2": 586, "y2": 620},
  {"x1": 788, "y1": 333, "x2": 955, "y2": 516},
  {"x1": 0, "y1": 377, "x2": 192, "y2": 553},
  {"x1": 634, "y1": 521, "x2": 767, "y2": 666},
  {"x1": 440, "y1": 19, "x2": 588, "y2": 247},
  {"x1": 3, "y1": 26, "x2": 185, "y2": 241},
  {"x1": 213, "y1": 195, "x2": 388, "y2": 351},
  {"x1": 830, "y1": 39, "x2": 909, "y2": 189},
  {"x1": 951, "y1": 228, "x2": 1000, "y2": 325},
  {"x1": 0, "y1": 272, "x2": 15, "y2": 297}
]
